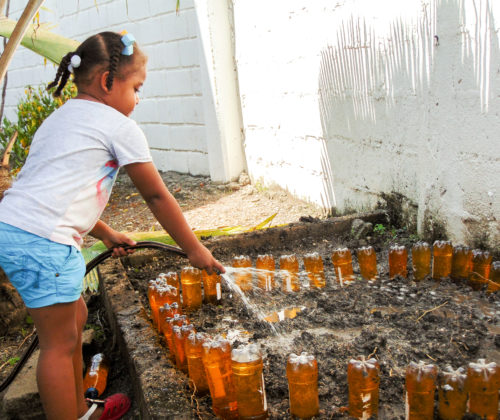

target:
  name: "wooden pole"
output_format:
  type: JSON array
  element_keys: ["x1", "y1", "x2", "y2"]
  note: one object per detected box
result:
[
  {"x1": 0, "y1": 0, "x2": 45, "y2": 85},
  {"x1": 0, "y1": 0, "x2": 7, "y2": 16}
]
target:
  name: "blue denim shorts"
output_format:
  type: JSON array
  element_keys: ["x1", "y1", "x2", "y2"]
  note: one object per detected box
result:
[{"x1": 0, "y1": 222, "x2": 85, "y2": 308}]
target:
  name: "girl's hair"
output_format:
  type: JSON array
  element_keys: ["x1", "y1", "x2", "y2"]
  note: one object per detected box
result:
[{"x1": 48, "y1": 31, "x2": 144, "y2": 97}]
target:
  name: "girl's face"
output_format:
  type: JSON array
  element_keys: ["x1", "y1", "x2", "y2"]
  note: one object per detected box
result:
[{"x1": 105, "y1": 61, "x2": 147, "y2": 116}]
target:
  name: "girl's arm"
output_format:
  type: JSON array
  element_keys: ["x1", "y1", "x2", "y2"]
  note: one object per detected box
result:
[
  {"x1": 125, "y1": 161, "x2": 225, "y2": 274},
  {"x1": 89, "y1": 220, "x2": 137, "y2": 257}
]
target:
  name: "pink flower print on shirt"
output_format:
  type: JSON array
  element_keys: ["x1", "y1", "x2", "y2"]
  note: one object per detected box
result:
[{"x1": 96, "y1": 160, "x2": 119, "y2": 210}]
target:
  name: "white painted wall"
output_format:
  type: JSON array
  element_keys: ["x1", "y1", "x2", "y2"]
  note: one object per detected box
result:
[
  {"x1": 2, "y1": 0, "x2": 499, "y2": 247},
  {"x1": 233, "y1": 0, "x2": 500, "y2": 248},
  {"x1": 2, "y1": 0, "x2": 212, "y2": 176}
]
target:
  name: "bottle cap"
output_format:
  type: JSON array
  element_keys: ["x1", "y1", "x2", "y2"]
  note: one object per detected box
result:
[{"x1": 84, "y1": 387, "x2": 99, "y2": 399}]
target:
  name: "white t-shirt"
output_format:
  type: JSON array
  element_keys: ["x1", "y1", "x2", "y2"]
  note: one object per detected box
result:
[{"x1": 0, "y1": 99, "x2": 152, "y2": 249}]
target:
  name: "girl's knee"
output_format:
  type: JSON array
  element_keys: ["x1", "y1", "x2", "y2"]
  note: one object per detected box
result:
[{"x1": 76, "y1": 298, "x2": 88, "y2": 331}]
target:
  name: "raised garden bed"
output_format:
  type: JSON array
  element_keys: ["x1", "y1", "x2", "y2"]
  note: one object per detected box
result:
[{"x1": 97, "y1": 211, "x2": 499, "y2": 419}]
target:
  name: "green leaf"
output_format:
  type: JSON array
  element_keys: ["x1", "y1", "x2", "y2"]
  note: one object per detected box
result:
[
  {"x1": 0, "y1": 17, "x2": 79, "y2": 64},
  {"x1": 8, "y1": 357, "x2": 20, "y2": 366}
]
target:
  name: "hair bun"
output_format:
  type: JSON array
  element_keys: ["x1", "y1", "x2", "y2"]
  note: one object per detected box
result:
[{"x1": 70, "y1": 54, "x2": 81, "y2": 68}]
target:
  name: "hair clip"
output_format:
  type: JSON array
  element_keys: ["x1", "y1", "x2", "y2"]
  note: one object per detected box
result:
[
  {"x1": 120, "y1": 32, "x2": 135, "y2": 56},
  {"x1": 67, "y1": 54, "x2": 81, "y2": 73}
]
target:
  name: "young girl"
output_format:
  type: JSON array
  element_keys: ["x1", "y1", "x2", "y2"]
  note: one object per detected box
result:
[{"x1": 0, "y1": 31, "x2": 224, "y2": 420}]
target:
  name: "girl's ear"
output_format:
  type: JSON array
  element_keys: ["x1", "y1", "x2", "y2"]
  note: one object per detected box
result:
[{"x1": 99, "y1": 70, "x2": 111, "y2": 93}]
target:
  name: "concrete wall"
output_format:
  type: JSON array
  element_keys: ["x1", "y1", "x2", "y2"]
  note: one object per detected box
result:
[
  {"x1": 234, "y1": 0, "x2": 500, "y2": 248},
  {"x1": 2, "y1": 0, "x2": 211, "y2": 176},
  {"x1": 2, "y1": 0, "x2": 499, "y2": 247}
]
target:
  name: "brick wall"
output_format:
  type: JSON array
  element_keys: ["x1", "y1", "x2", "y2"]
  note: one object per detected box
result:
[{"x1": 2, "y1": 0, "x2": 209, "y2": 175}]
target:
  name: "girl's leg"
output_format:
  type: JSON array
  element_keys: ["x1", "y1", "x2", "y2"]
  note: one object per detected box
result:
[
  {"x1": 29, "y1": 300, "x2": 80, "y2": 419},
  {"x1": 74, "y1": 296, "x2": 90, "y2": 417},
  {"x1": 74, "y1": 297, "x2": 104, "y2": 420}
]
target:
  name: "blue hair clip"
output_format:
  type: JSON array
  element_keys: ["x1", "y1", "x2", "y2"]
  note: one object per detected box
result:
[{"x1": 121, "y1": 33, "x2": 135, "y2": 56}]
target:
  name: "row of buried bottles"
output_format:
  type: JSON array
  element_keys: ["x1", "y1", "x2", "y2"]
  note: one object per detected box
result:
[
  {"x1": 233, "y1": 241, "x2": 499, "y2": 292},
  {"x1": 146, "y1": 243, "x2": 499, "y2": 315},
  {"x1": 147, "y1": 272, "x2": 499, "y2": 419}
]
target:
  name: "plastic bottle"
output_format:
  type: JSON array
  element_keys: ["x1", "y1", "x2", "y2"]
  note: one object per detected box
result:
[
  {"x1": 232, "y1": 255, "x2": 253, "y2": 292},
  {"x1": 83, "y1": 353, "x2": 109, "y2": 398},
  {"x1": 163, "y1": 316, "x2": 176, "y2": 361},
  {"x1": 164, "y1": 314, "x2": 189, "y2": 363},
  {"x1": 280, "y1": 254, "x2": 300, "y2": 292},
  {"x1": 347, "y1": 356, "x2": 380, "y2": 419},
  {"x1": 181, "y1": 266, "x2": 202, "y2": 311},
  {"x1": 487, "y1": 261, "x2": 500, "y2": 293},
  {"x1": 202, "y1": 337, "x2": 238, "y2": 419},
  {"x1": 411, "y1": 242, "x2": 431, "y2": 282},
  {"x1": 331, "y1": 248, "x2": 354, "y2": 284},
  {"x1": 231, "y1": 344, "x2": 268, "y2": 419},
  {"x1": 186, "y1": 332, "x2": 210, "y2": 395},
  {"x1": 405, "y1": 361, "x2": 437, "y2": 420},
  {"x1": 432, "y1": 240, "x2": 452, "y2": 280},
  {"x1": 158, "y1": 303, "x2": 173, "y2": 335},
  {"x1": 357, "y1": 246, "x2": 378, "y2": 281},
  {"x1": 468, "y1": 250, "x2": 492, "y2": 291},
  {"x1": 303, "y1": 252, "x2": 326, "y2": 288},
  {"x1": 466, "y1": 359, "x2": 499, "y2": 419},
  {"x1": 148, "y1": 280, "x2": 162, "y2": 328},
  {"x1": 388, "y1": 245, "x2": 407, "y2": 279},
  {"x1": 255, "y1": 254, "x2": 275, "y2": 291},
  {"x1": 164, "y1": 271, "x2": 180, "y2": 290},
  {"x1": 450, "y1": 245, "x2": 472, "y2": 282},
  {"x1": 173, "y1": 323, "x2": 195, "y2": 373},
  {"x1": 286, "y1": 352, "x2": 319, "y2": 419},
  {"x1": 202, "y1": 269, "x2": 222, "y2": 304},
  {"x1": 437, "y1": 366, "x2": 467, "y2": 420}
]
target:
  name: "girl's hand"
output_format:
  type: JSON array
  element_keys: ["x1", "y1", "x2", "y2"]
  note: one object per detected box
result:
[
  {"x1": 101, "y1": 230, "x2": 137, "y2": 258},
  {"x1": 187, "y1": 244, "x2": 225, "y2": 275}
]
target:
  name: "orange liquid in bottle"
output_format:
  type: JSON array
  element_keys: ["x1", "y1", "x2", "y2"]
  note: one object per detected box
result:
[
  {"x1": 331, "y1": 248, "x2": 354, "y2": 284},
  {"x1": 231, "y1": 344, "x2": 268, "y2": 419},
  {"x1": 303, "y1": 252, "x2": 326, "y2": 288},
  {"x1": 202, "y1": 338, "x2": 238, "y2": 419},
  {"x1": 388, "y1": 245, "x2": 407, "y2": 279},
  {"x1": 232, "y1": 255, "x2": 253, "y2": 292},
  {"x1": 286, "y1": 352, "x2": 319, "y2": 419},
  {"x1": 468, "y1": 249, "x2": 492, "y2": 291},
  {"x1": 164, "y1": 314, "x2": 189, "y2": 363},
  {"x1": 83, "y1": 353, "x2": 109, "y2": 398},
  {"x1": 280, "y1": 254, "x2": 300, "y2": 292},
  {"x1": 405, "y1": 361, "x2": 437, "y2": 420},
  {"x1": 255, "y1": 254, "x2": 275, "y2": 291},
  {"x1": 186, "y1": 332, "x2": 210, "y2": 395},
  {"x1": 450, "y1": 245, "x2": 472, "y2": 281},
  {"x1": 173, "y1": 324, "x2": 195, "y2": 373},
  {"x1": 437, "y1": 366, "x2": 467, "y2": 420},
  {"x1": 432, "y1": 240, "x2": 452, "y2": 280},
  {"x1": 181, "y1": 266, "x2": 202, "y2": 311},
  {"x1": 466, "y1": 359, "x2": 499, "y2": 419},
  {"x1": 202, "y1": 270, "x2": 222, "y2": 304},
  {"x1": 487, "y1": 261, "x2": 500, "y2": 293},
  {"x1": 411, "y1": 242, "x2": 430, "y2": 281},
  {"x1": 158, "y1": 303, "x2": 173, "y2": 335},
  {"x1": 347, "y1": 356, "x2": 380, "y2": 419},
  {"x1": 357, "y1": 246, "x2": 378, "y2": 281}
]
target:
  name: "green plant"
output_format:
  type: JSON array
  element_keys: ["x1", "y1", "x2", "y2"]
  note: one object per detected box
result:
[
  {"x1": 0, "y1": 81, "x2": 76, "y2": 173},
  {"x1": 7, "y1": 356, "x2": 19, "y2": 366},
  {"x1": 373, "y1": 223, "x2": 386, "y2": 235}
]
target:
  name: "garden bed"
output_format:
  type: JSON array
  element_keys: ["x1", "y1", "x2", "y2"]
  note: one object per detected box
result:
[{"x1": 99, "y1": 211, "x2": 499, "y2": 419}]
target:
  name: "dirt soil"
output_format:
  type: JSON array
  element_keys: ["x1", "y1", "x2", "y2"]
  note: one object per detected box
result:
[{"x1": 125, "y1": 225, "x2": 500, "y2": 419}]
